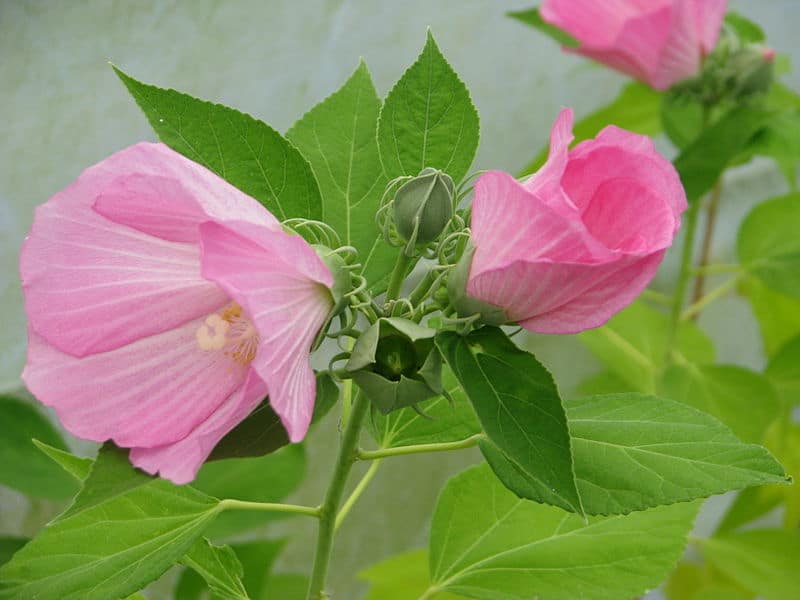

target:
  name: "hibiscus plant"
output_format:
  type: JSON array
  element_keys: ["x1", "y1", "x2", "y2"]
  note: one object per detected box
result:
[{"x1": 1, "y1": 2, "x2": 799, "y2": 600}]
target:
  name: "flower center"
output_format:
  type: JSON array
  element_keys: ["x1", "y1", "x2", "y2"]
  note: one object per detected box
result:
[{"x1": 195, "y1": 303, "x2": 259, "y2": 364}]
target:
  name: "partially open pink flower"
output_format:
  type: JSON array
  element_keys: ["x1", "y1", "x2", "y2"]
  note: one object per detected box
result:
[
  {"x1": 541, "y1": 0, "x2": 728, "y2": 90},
  {"x1": 20, "y1": 143, "x2": 334, "y2": 483},
  {"x1": 466, "y1": 108, "x2": 686, "y2": 334}
]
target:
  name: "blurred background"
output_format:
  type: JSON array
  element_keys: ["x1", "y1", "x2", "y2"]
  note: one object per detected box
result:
[{"x1": 1, "y1": 1, "x2": 798, "y2": 598}]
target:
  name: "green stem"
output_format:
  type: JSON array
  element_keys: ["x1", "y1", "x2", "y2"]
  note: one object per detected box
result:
[
  {"x1": 356, "y1": 434, "x2": 485, "y2": 461},
  {"x1": 680, "y1": 275, "x2": 742, "y2": 321},
  {"x1": 385, "y1": 252, "x2": 412, "y2": 303},
  {"x1": 306, "y1": 391, "x2": 370, "y2": 600},
  {"x1": 663, "y1": 199, "x2": 701, "y2": 368},
  {"x1": 334, "y1": 458, "x2": 383, "y2": 532},
  {"x1": 218, "y1": 499, "x2": 320, "y2": 517},
  {"x1": 691, "y1": 180, "x2": 724, "y2": 306}
]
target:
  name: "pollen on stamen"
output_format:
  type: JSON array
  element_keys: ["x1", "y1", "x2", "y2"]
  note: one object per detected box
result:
[{"x1": 196, "y1": 304, "x2": 260, "y2": 365}]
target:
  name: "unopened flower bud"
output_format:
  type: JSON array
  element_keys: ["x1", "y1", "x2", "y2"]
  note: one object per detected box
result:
[
  {"x1": 728, "y1": 44, "x2": 775, "y2": 99},
  {"x1": 345, "y1": 318, "x2": 443, "y2": 414},
  {"x1": 393, "y1": 168, "x2": 454, "y2": 250},
  {"x1": 446, "y1": 244, "x2": 508, "y2": 326}
]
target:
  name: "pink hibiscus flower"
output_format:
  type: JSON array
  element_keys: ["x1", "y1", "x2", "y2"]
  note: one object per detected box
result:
[{"x1": 20, "y1": 142, "x2": 335, "y2": 484}]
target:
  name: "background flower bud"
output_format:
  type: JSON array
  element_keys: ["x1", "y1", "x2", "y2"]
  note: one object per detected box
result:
[{"x1": 393, "y1": 167, "x2": 454, "y2": 250}]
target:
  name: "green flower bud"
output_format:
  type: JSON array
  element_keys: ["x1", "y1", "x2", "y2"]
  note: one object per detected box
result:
[
  {"x1": 728, "y1": 44, "x2": 775, "y2": 99},
  {"x1": 446, "y1": 244, "x2": 508, "y2": 326},
  {"x1": 345, "y1": 318, "x2": 443, "y2": 414},
  {"x1": 393, "y1": 167, "x2": 454, "y2": 250}
]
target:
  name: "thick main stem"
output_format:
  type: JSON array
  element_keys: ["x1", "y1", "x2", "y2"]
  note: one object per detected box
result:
[
  {"x1": 306, "y1": 392, "x2": 370, "y2": 600},
  {"x1": 691, "y1": 180, "x2": 723, "y2": 306},
  {"x1": 384, "y1": 252, "x2": 412, "y2": 305}
]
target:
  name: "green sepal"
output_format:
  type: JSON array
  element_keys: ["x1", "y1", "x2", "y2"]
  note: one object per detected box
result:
[
  {"x1": 446, "y1": 244, "x2": 508, "y2": 326},
  {"x1": 346, "y1": 318, "x2": 443, "y2": 414}
]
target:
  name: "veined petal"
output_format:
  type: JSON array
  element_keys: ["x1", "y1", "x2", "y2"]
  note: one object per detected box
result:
[
  {"x1": 93, "y1": 143, "x2": 280, "y2": 243},
  {"x1": 519, "y1": 251, "x2": 665, "y2": 333},
  {"x1": 470, "y1": 171, "x2": 611, "y2": 278},
  {"x1": 22, "y1": 314, "x2": 249, "y2": 448},
  {"x1": 691, "y1": 0, "x2": 727, "y2": 53},
  {"x1": 652, "y1": 0, "x2": 703, "y2": 90},
  {"x1": 20, "y1": 147, "x2": 231, "y2": 357},
  {"x1": 130, "y1": 370, "x2": 268, "y2": 484},
  {"x1": 199, "y1": 222, "x2": 333, "y2": 442},
  {"x1": 541, "y1": 0, "x2": 665, "y2": 46}
]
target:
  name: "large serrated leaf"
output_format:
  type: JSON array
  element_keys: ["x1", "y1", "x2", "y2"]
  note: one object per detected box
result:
[
  {"x1": 378, "y1": 31, "x2": 479, "y2": 183},
  {"x1": 287, "y1": 61, "x2": 395, "y2": 290},
  {"x1": 436, "y1": 328, "x2": 583, "y2": 516},
  {"x1": 114, "y1": 66, "x2": 321, "y2": 221},
  {"x1": 427, "y1": 464, "x2": 699, "y2": 600},
  {"x1": 0, "y1": 445, "x2": 220, "y2": 600}
]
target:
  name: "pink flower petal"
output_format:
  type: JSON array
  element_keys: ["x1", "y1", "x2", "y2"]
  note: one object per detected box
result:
[
  {"x1": 523, "y1": 108, "x2": 579, "y2": 216},
  {"x1": 541, "y1": 0, "x2": 664, "y2": 46},
  {"x1": 130, "y1": 370, "x2": 268, "y2": 485},
  {"x1": 652, "y1": 0, "x2": 703, "y2": 90},
  {"x1": 22, "y1": 315, "x2": 249, "y2": 448},
  {"x1": 519, "y1": 251, "x2": 666, "y2": 334},
  {"x1": 199, "y1": 221, "x2": 333, "y2": 442},
  {"x1": 691, "y1": 0, "x2": 727, "y2": 53}
]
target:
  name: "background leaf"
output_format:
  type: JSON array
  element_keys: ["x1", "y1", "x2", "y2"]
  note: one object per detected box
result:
[
  {"x1": 286, "y1": 61, "x2": 395, "y2": 290},
  {"x1": 32, "y1": 440, "x2": 93, "y2": 481},
  {"x1": 700, "y1": 529, "x2": 800, "y2": 600},
  {"x1": 359, "y1": 549, "x2": 468, "y2": 600},
  {"x1": 739, "y1": 276, "x2": 800, "y2": 357},
  {"x1": 0, "y1": 394, "x2": 79, "y2": 499},
  {"x1": 178, "y1": 538, "x2": 249, "y2": 600},
  {"x1": 377, "y1": 31, "x2": 479, "y2": 183},
  {"x1": 427, "y1": 464, "x2": 699, "y2": 600},
  {"x1": 766, "y1": 334, "x2": 800, "y2": 405},
  {"x1": 0, "y1": 445, "x2": 220, "y2": 600},
  {"x1": 437, "y1": 328, "x2": 582, "y2": 515},
  {"x1": 114, "y1": 67, "x2": 322, "y2": 221}
]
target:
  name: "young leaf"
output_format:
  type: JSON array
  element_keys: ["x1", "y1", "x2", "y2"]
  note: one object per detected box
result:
[
  {"x1": 699, "y1": 529, "x2": 800, "y2": 600},
  {"x1": 378, "y1": 31, "x2": 479, "y2": 184},
  {"x1": 286, "y1": 61, "x2": 395, "y2": 289},
  {"x1": 0, "y1": 445, "x2": 220, "y2": 600},
  {"x1": 32, "y1": 439, "x2": 93, "y2": 481},
  {"x1": 739, "y1": 276, "x2": 800, "y2": 357},
  {"x1": 766, "y1": 334, "x2": 800, "y2": 406},
  {"x1": 519, "y1": 82, "x2": 662, "y2": 175},
  {"x1": 178, "y1": 538, "x2": 249, "y2": 600},
  {"x1": 738, "y1": 193, "x2": 800, "y2": 299},
  {"x1": 194, "y1": 444, "x2": 305, "y2": 540},
  {"x1": 0, "y1": 394, "x2": 79, "y2": 499},
  {"x1": 507, "y1": 7, "x2": 579, "y2": 48},
  {"x1": 661, "y1": 364, "x2": 783, "y2": 444},
  {"x1": 674, "y1": 106, "x2": 771, "y2": 203},
  {"x1": 580, "y1": 301, "x2": 715, "y2": 394},
  {"x1": 359, "y1": 549, "x2": 468, "y2": 600},
  {"x1": 369, "y1": 368, "x2": 480, "y2": 448},
  {"x1": 724, "y1": 12, "x2": 766, "y2": 43},
  {"x1": 436, "y1": 328, "x2": 583, "y2": 516},
  {"x1": 427, "y1": 464, "x2": 699, "y2": 600},
  {"x1": 113, "y1": 67, "x2": 322, "y2": 221}
]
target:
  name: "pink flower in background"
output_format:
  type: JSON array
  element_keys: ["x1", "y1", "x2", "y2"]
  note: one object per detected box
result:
[
  {"x1": 466, "y1": 108, "x2": 687, "y2": 334},
  {"x1": 541, "y1": 0, "x2": 728, "y2": 90},
  {"x1": 20, "y1": 143, "x2": 334, "y2": 484}
]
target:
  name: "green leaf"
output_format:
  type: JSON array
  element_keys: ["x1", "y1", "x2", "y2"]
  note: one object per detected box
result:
[
  {"x1": 666, "y1": 561, "x2": 752, "y2": 600},
  {"x1": 194, "y1": 444, "x2": 305, "y2": 539},
  {"x1": 286, "y1": 62, "x2": 395, "y2": 290},
  {"x1": 427, "y1": 464, "x2": 699, "y2": 600},
  {"x1": 0, "y1": 538, "x2": 26, "y2": 568},
  {"x1": 746, "y1": 111, "x2": 800, "y2": 188},
  {"x1": 738, "y1": 193, "x2": 800, "y2": 298},
  {"x1": 575, "y1": 370, "x2": 630, "y2": 397},
  {"x1": 568, "y1": 394, "x2": 788, "y2": 514},
  {"x1": 113, "y1": 66, "x2": 321, "y2": 221},
  {"x1": 520, "y1": 82, "x2": 662, "y2": 175},
  {"x1": 661, "y1": 364, "x2": 783, "y2": 444},
  {"x1": 580, "y1": 301, "x2": 715, "y2": 394},
  {"x1": 661, "y1": 91, "x2": 704, "y2": 149},
  {"x1": 700, "y1": 529, "x2": 800, "y2": 600},
  {"x1": 740, "y1": 276, "x2": 800, "y2": 357},
  {"x1": 232, "y1": 540, "x2": 286, "y2": 600},
  {"x1": 0, "y1": 394, "x2": 78, "y2": 499},
  {"x1": 378, "y1": 31, "x2": 479, "y2": 183},
  {"x1": 507, "y1": 7, "x2": 579, "y2": 48},
  {"x1": 261, "y1": 574, "x2": 309, "y2": 600},
  {"x1": 359, "y1": 549, "x2": 468, "y2": 600},
  {"x1": 724, "y1": 12, "x2": 766, "y2": 43},
  {"x1": 674, "y1": 107, "x2": 771, "y2": 203},
  {"x1": 0, "y1": 445, "x2": 220, "y2": 600},
  {"x1": 210, "y1": 372, "x2": 337, "y2": 461},
  {"x1": 32, "y1": 439, "x2": 93, "y2": 481},
  {"x1": 437, "y1": 327, "x2": 582, "y2": 515},
  {"x1": 178, "y1": 538, "x2": 249, "y2": 600},
  {"x1": 766, "y1": 334, "x2": 800, "y2": 405},
  {"x1": 369, "y1": 368, "x2": 481, "y2": 448}
]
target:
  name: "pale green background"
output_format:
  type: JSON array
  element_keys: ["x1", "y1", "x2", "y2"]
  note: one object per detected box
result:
[{"x1": 1, "y1": 1, "x2": 798, "y2": 598}]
